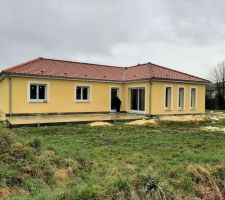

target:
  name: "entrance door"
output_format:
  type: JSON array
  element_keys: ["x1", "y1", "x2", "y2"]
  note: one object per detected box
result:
[
  {"x1": 111, "y1": 88, "x2": 119, "y2": 111},
  {"x1": 130, "y1": 88, "x2": 145, "y2": 112}
]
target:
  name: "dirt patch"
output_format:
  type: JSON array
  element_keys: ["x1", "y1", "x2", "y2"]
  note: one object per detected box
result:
[
  {"x1": 188, "y1": 165, "x2": 223, "y2": 200},
  {"x1": 0, "y1": 188, "x2": 11, "y2": 200},
  {"x1": 126, "y1": 119, "x2": 157, "y2": 125},
  {"x1": 159, "y1": 115, "x2": 207, "y2": 122},
  {"x1": 126, "y1": 164, "x2": 136, "y2": 171},
  {"x1": 54, "y1": 167, "x2": 73, "y2": 179},
  {"x1": 89, "y1": 121, "x2": 113, "y2": 127},
  {"x1": 208, "y1": 111, "x2": 225, "y2": 121},
  {"x1": 201, "y1": 126, "x2": 225, "y2": 132}
]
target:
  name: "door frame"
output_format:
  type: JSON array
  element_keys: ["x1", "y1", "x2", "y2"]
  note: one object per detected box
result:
[
  {"x1": 109, "y1": 86, "x2": 121, "y2": 112},
  {"x1": 128, "y1": 87, "x2": 146, "y2": 114}
]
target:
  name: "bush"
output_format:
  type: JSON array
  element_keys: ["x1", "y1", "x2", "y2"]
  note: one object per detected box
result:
[
  {"x1": 206, "y1": 94, "x2": 216, "y2": 109},
  {"x1": 216, "y1": 92, "x2": 225, "y2": 109}
]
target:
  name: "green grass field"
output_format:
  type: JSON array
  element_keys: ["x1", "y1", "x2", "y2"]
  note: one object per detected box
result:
[{"x1": 1, "y1": 113, "x2": 225, "y2": 199}]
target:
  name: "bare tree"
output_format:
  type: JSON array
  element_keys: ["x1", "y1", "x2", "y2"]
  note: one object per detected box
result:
[{"x1": 209, "y1": 60, "x2": 225, "y2": 108}]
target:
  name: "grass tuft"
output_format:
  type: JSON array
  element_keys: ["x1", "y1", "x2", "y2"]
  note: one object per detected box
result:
[{"x1": 188, "y1": 165, "x2": 224, "y2": 200}]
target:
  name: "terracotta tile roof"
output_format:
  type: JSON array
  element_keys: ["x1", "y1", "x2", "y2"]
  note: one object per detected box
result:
[{"x1": 2, "y1": 57, "x2": 209, "y2": 83}]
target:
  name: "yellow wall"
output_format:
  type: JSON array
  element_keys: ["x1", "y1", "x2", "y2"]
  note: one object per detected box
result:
[
  {"x1": 0, "y1": 78, "x2": 9, "y2": 120},
  {"x1": 0, "y1": 76, "x2": 206, "y2": 117},
  {"x1": 9, "y1": 77, "x2": 126, "y2": 114},
  {"x1": 150, "y1": 81, "x2": 206, "y2": 115}
]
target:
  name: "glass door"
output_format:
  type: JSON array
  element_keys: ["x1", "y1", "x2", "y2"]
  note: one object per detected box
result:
[{"x1": 130, "y1": 88, "x2": 145, "y2": 112}]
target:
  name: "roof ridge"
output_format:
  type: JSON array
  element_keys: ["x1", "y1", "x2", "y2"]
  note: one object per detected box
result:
[
  {"x1": 2, "y1": 57, "x2": 43, "y2": 72},
  {"x1": 41, "y1": 57, "x2": 125, "y2": 69},
  {"x1": 149, "y1": 62, "x2": 208, "y2": 81},
  {"x1": 122, "y1": 67, "x2": 128, "y2": 80},
  {"x1": 127, "y1": 63, "x2": 147, "y2": 68}
]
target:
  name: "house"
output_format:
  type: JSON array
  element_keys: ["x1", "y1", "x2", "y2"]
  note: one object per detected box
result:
[{"x1": 0, "y1": 57, "x2": 209, "y2": 123}]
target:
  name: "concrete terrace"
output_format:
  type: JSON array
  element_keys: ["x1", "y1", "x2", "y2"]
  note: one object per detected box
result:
[{"x1": 7, "y1": 113, "x2": 147, "y2": 127}]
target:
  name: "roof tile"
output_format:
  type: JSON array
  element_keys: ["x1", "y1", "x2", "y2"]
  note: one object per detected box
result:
[{"x1": 2, "y1": 57, "x2": 208, "y2": 83}]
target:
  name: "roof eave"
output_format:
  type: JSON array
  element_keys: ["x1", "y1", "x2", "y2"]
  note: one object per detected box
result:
[
  {"x1": 2, "y1": 72, "x2": 126, "y2": 83},
  {"x1": 151, "y1": 77, "x2": 210, "y2": 84},
  {"x1": 2, "y1": 72, "x2": 210, "y2": 84}
]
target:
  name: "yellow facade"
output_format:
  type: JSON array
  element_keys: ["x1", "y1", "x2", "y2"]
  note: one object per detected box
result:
[
  {"x1": 0, "y1": 76, "x2": 206, "y2": 120},
  {"x1": 150, "y1": 81, "x2": 206, "y2": 115}
]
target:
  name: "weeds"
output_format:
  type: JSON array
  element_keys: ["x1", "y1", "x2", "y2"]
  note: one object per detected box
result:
[
  {"x1": 188, "y1": 165, "x2": 224, "y2": 200},
  {"x1": 109, "y1": 178, "x2": 131, "y2": 199},
  {"x1": 1, "y1": 112, "x2": 225, "y2": 199},
  {"x1": 133, "y1": 174, "x2": 174, "y2": 200}
]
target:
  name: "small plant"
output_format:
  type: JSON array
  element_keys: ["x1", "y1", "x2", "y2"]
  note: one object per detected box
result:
[
  {"x1": 133, "y1": 174, "x2": 174, "y2": 200},
  {"x1": 29, "y1": 138, "x2": 42, "y2": 150}
]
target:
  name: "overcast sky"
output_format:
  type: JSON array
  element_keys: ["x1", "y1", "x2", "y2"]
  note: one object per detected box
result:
[{"x1": 1, "y1": 0, "x2": 225, "y2": 78}]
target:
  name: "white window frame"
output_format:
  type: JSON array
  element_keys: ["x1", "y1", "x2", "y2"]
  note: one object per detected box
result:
[
  {"x1": 129, "y1": 87, "x2": 146, "y2": 114},
  {"x1": 74, "y1": 84, "x2": 92, "y2": 103},
  {"x1": 177, "y1": 86, "x2": 185, "y2": 110},
  {"x1": 27, "y1": 82, "x2": 49, "y2": 103},
  {"x1": 190, "y1": 87, "x2": 197, "y2": 110},
  {"x1": 164, "y1": 85, "x2": 173, "y2": 111}
]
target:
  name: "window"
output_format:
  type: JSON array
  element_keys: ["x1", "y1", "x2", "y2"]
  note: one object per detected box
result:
[
  {"x1": 165, "y1": 86, "x2": 172, "y2": 110},
  {"x1": 76, "y1": 86, "x2": 90, "y2": 101},
  {"x1": 178, "y1": 87, "x2": 184, "y2": 110},
  {"x1": 30, "y1": 84, "x2": 47, "y2": 102},
  {"x1": 130, "y1": 88, "x2": 145, "y2": 112},
  {"x1": 190, "y1": 88, "x2": 196, "y2": 109}
]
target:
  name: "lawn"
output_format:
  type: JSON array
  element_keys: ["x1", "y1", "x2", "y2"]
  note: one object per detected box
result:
[{"x1": 1, "y1": 113, "x2": 225, "y2": 199}]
